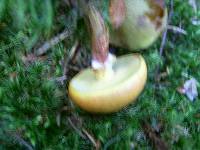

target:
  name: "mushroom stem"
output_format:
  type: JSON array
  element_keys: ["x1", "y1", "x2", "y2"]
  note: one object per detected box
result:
[
  {"x1": 87, "y1": 4, "x2": 116, "y2": 80},
  {"x1": 92, "y1": 52, "x2": 116, "y2": 80},
  {"x1": 87, "y1": 4, "x2": 109, "y2": 63}
]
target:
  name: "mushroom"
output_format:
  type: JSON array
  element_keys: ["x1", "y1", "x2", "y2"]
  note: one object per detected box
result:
[
  {"x1": 109, "y1": 0, "x2": 168, "y2": 50},
  {"x1": 68, "y1": 4, "x2": 147, "y2": 113}
]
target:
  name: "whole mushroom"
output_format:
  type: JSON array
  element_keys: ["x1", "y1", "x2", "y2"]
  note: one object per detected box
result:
[
  {"x1": 109, "y1": 0, "x2": 168, "y2": 50},
  {"x1": 68, "y1": 3, "x2": 147, "y2": 113}
]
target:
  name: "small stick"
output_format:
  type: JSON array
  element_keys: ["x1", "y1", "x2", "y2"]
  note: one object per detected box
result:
[
  {"x1": 155, "y1": 0, "x2": 174, "y2": 82},
  {"x1": 103, "y1": 135, "x2": 121, "y2": 150},
  {"x1": 67, "y1": 118, "x2": 86, "y2": 139},
  {"x1": 167, "y1": 25, "x2": 187, "y2": 35},
  {"x1": 141, "y1": 121, "x2": 169, "y2": 150},
  {"x1": 48, "y1": 40, "x2": 79, "y2": 85},
  {"x1": 159, "y1": 29, "x2": 168, "y2": 56},
  {"x1": 36, "y1": 29, "x2": 71, "y2": 56},
  {"x1": 155, "y1": 0, "x2": 174, "y2": 81},
  {"x1": 159, "y1": 0, "x2": 174, "y2": 56},
  {"x1": 82, "y1": 128, "x2": 98, "y2": 148},
  {"x1": 7, "y1": 132, "x2": 34, "y2": 150},
  {"x1": 63, "y1": 40, "x2": 80, "y2": 76}
]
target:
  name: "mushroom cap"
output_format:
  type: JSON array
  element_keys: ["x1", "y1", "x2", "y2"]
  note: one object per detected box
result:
[
  {"x1": 110, "y1": 0, "x2": 168, "y2": 50},
  {"x1": 68, "y1": 54, "x2": 147, "y2": 113}
]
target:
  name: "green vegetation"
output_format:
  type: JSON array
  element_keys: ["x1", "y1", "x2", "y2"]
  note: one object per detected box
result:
[{"x1": 0, "y1": 0, "x2": 200, "y2": 149}]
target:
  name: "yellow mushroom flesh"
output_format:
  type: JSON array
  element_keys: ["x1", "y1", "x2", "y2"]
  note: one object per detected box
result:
[{"x1": 68, "y1": 54, "x2": 147, "y2": 113}]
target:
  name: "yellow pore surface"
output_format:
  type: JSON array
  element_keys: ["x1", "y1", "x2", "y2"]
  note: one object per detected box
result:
[{"x1": 68, "y1": 54, "x2": 147, "y2": 113}]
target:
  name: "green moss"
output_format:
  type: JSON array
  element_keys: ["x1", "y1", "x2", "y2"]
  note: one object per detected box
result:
[{"x1": 0, "y1": 0, "x2": 200, "y2": 149}]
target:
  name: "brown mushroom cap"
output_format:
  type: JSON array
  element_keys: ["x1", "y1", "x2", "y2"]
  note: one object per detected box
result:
[{"x1": 68, "y1": 54, "x2": 147, "y2": 113}]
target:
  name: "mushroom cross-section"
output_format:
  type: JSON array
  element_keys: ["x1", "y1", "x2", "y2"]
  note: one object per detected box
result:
[{"x1": 68, "y1": 54, "x2": 147, "y2": 113}]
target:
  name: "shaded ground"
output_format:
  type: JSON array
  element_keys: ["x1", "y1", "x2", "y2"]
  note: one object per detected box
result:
[{"x1": 0, "y1": 0, "x2": 200, "y2": 149}]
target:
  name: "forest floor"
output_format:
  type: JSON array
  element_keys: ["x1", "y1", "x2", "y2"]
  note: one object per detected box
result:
[{"x1": 0, "y1": 0, "x2": 200, "y2": 149}]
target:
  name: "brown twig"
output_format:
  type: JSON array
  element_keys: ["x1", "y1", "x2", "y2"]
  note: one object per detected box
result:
[
  {"x1": 63, "y1": 40, "x2": 80, "y2": 77},
  {"x1": 82, "y1": 128, "x2": 100, "y2": 150},
  {"x1": 68, "y1": 116, "x2": 100, "y2": 149},
  {"x1": 103, "y1": 134, "x2": 122, "y2": 150},
  {"x1": 50, "y1": 40, "x2": 80, "y2": 85},
  {"x1": 6, "y1": 132, "x2": 33, "y2": 150},
  {"x1": 167, "y1": 25, "x2": 187, "y2": 35},
  {"x1": 68, "y1": 117, "x2": 86, "y2": 139},
  {"x1": 141, "y1": 121, "x2": 168, "y2": 150},
  {"x1": 159, "y1": 29, "x2": 168, "y2": 56},
  {"x1": 159, "y1": 0, "x2": 174, "y2": 56},
  {"x1": 155, "y1": 0, "x2": 174, "y2": 81},
  {"x1": 36, "y1": 29, "x2": 71, "y2": 56},
  {"x1": 65, "y1": 0, "x2": 78, "y2": 9}
]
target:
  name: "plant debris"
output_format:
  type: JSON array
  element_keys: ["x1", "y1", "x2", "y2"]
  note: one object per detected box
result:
[
  {"x1": 67, "y1": 115, "x2": 86, "y2": 139},
  {"x1": 177, "y1": 78, "x2": 198, "y2": 101},
  {"x1": 22, "y1": 53, "x2": 47, "y2": 65},
  {"x1": 167, "y1": 25, "x2": 187, "y2": 35},
  {"x1": 82, "y1": 128, "x2": 101, "y2": 150},
  {"x1": 189, "y1": 0, "x2": 197, "y2": 13},
  {"x1": 67, "y1": 115, "x2": 100, "y2": 149},
  {"x1": 188, "y1": 0, "x2": 200, "y2": 26},
  {"x1": 141, "y1": 120, "x2": 168, "y2": 150},
  {"x1": 36, "y1": 29, "x2": 72, "y2": 56}
]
